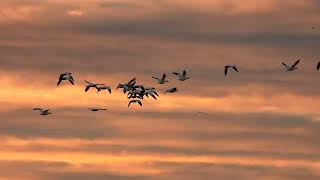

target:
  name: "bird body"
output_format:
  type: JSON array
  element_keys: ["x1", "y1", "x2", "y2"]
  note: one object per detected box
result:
[
  {"x1": 88, "y1": 108, "x2": 107, "y2": 111},
  {"x1": 282, "y1": 60, "x2": 300, "y2": 71},
  {"x1": 33, "y1": 108, "x2": 51, "y2": 115},
  {"x1": 173, "y1": 70, "x2": 190, "y2": 81},
  {"x1": 57, "y1": 72, "x2": 74, "y2": 86},
  {"x1": 128, "y1": 100, "x2": 143, "y2": 107},
  {"x1": 224, "y1": 65, "x2": 238, "y2": 76},
  {"x1": 165, "y1": 87, "x2": 178, "y2": 94},
  {"x1": 84, "y1": 80, "x2": 104, "y2": 92},
  {"x1": 152, "y1": 73, "x2": 168, "y2": 84},
  {"x1": 96, "y1": 85, "x2": 112, "y2": 94}
]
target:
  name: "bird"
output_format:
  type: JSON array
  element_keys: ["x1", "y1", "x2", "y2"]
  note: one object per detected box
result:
[
  {"x1": 128, "y1": 99, "x2": 143, "y2": 107},
  {"x1": 224, "y1": 65, "x2": 238, "y2": 76},
  {"x1": 96, "y1": 85, "x2": 112, "y2": 94},
  {"x1": 116, "y1": 78, "x2": 136, "y2": 89},
  {"x1": 144, "y1": 90, "x2": 157, "y2": 100},
  {"x1": 88, "y1": 108, "x2": 107, "y2": 112},
  {"x1": 84, "y1": 80, "x2": 104, "y2": 92},
  {"x1": 164, "y1": 87, "x2": 178, "y2": 94},
  {"x1": 57, "y1": 72, "x2": 74, "y2": 86},
  {"x1": 152, "y1": 73, "x2": 168, "y2": 84},
  {"x1": 173, "y1": 70, "x2": 190, "y2": 81},
  {"x1": 282, "y1": 59, "x2": 300, "y2": 71},
  {"x1": 33, "y1": 108, "x2": 51, "y2": 115},
  {"x1": 317, "y1": 62, "x2": 320, "y2": 70},
  {"x1": 127, "y1": 87, "x2": 145, "y2": 99},
  {"x1": 197, "y1": 111, "x2": 208, "y2": 115},
  {"x1": 145, "y1": 87, "x2": 159, "y2": 96},
  {"x1": 116, "y1": 78, "x2": 136, "y2": 93}
]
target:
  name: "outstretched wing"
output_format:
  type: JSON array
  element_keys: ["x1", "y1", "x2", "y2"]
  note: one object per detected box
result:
[
  {"x1": 69, "y1": 75, "x2": 74, "y2": 81},
  {"x1": 150, "y1": 94, "x2": 157, "y2": 100},
  {"x1": 183, "y1": 70, "x2": 187, "y2": 76},
  {"x1": 224, "y1": 66, "x2": 229, "y2": 76},
  {"x1": 85, "y1": 86, "x2": 90, "y2": 92},
  {"x1": 127, "y1": 78, "x2": 136, "y2": 85},
  {"x1": 153, "y1": 91, "x2": 159, "y2": 96},
  {"x1": 172, "y1": 72, "x2": 179, "y2": 75},
  {"x1": 291, "y1": 59, "x2": 300, "y2": 68},
  {"x1": 232, "y1": 66, "x2": 238, "y2": 72},
  {"x1": 282, "y1": 63, "x2": 290, "y2": 69},
  {"x1": 152, "y1": 77, "x2": 160, "y2": 80},
  {"x1": 68, "y1": 78, "x2": 74, "y2": 85},
  {"x1": 84, "y1": 80, "x2": 93, "y2": 85},
  {"x1": 161, "y1": 73, "x2": 166, "y2": 80},
  {"x1": 57, "y1": 75, "x2": 63, "y2": 86}
]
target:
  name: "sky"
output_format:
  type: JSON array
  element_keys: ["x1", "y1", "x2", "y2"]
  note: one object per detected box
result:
[{"x1": 1, "y1": 0, "x2": 320, "y2": 179}]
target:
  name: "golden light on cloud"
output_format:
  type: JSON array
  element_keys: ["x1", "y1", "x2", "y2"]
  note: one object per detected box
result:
[
  {"x1": 67, "y1": 10, "x2": 84, "y2": 17},
  {"x1": 0, "y1": 0, "x2": 320, "y2": 179}
]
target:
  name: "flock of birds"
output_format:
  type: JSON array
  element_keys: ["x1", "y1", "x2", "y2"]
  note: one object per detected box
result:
[
  {"x1": 33, "y1": 59, "x2": 320, "y2": 116},
  {"x1": 33, "y1": 70, "x2": 190, "y2": 115}
]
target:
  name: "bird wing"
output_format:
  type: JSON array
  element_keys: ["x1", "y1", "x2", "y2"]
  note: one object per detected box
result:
[
  {"x1": 317, "y1": 62, "x2": 320, "y2": 70},
  {"x1": 172, "y1": 72, "x2": 179, "y2": 75},
  {"x1": 128, "y1": 78, "x2": 136, "y2": 85},
  {"x1": 57, "y1": 75, "x2": 63, "y2": 86},
  {"x1": 153, "y1": 91, "x2": 159, "y2": 96},
  {"x1": 161, "y1": 73, "x2": 166, "y2": 80},
  {"x1": 282, "y1": 63, "x2": 290, "y2": 69},
  {"x1": 232, "y1": 66, "x2": 238, "y2": 72},
  {"x1": 152, "y1": 77, "x2": 160, "y2": 80},
  {"x1": 291, "y1": 60, "x2": 300, "y2": 68},
  {"x1": 85, "y1": 86, "x2": 90, "y2": 92},
  {"x1": 150, "y1": 94, "x2": 157, "y2": 100},
  {"x1": 84, "y1": 80, "x2": 93, "y2": 85},
  {"x1": 69, "y1": 75, "x2": 74, "y2": 81},
  {"x1": 224, "y1": 66, "x2": 228, "y2": 76},
  {"x1": 183, "y1": 70, "x2": 187, "y2": 76},
  {"x1": 68, "y1": 78, "x2": 74, "y2": 85}
]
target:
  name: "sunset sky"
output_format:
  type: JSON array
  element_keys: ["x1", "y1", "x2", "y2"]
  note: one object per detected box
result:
[{"x1": 1, "y1": 0, "x2": 320, "y2": 179}]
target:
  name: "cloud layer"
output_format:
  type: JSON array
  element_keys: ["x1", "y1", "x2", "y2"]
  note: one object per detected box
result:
[{"x1": 1, "y1": 0, "x2": 320, "y2": 179}]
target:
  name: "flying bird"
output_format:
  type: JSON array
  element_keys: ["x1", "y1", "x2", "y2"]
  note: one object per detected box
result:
[
  {"x1": 88, "y1": 108, "x2": 107, "y2": 112},
  {"x1": 145, "y1": 87, "x2": 159, "y2": 96},
  {"x1": 164, "y1": 87, "x2": 178, "y2": 94},
  {"x1": 128, "y1": 100, "x2": 143, "y2": 107},
  {"x1": 116, "y1": 78, "x2": 136, "y2": 93},
  {"x1": 224, "y1": 65, "x2": 238, "y2": 76},
  {"x1": 282, "y1": 59, "x2": 300, "y2": 71},
  {"x1": 173, "y1": 70, "x2": 190, "y2": 81},
  {"x1": 84, "y1": 80, "x2": 104, "y2": 92},
  {"x1": 152, "y1": 73, "x2": 168, "y2": 84},
  {"x1": 96, "y1": 85, "x2": 112, "y2": 94},
  {"x1": 33, "y1": 108, "x2": 51, "y2": 116},
  {"x1": 57, "y1": 72, "x2": 74, "y2": 86}
]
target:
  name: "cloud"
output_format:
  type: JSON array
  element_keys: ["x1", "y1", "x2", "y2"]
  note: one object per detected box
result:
[
  {"x1": 66, "y1": 10, "x2": 84, "y2": 17},
  {"x1": 0, "y1": 1, "x2": 320, "y2": 179}
]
